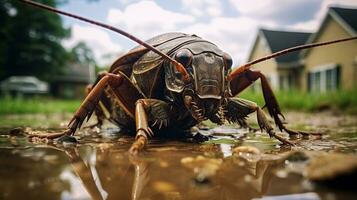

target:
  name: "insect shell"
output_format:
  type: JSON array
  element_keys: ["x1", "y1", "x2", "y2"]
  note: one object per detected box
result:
[{"x1": 109, "y1": 32, "x2": 234, "y2": 132}]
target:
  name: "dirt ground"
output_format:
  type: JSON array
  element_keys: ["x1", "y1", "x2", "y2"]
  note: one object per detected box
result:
[
  {"x1": 0, "y1": 111, "x2": 356, "y2": 131},
  {"x1": 0, "y1": 111, "x2": 357, "y2": 200}
]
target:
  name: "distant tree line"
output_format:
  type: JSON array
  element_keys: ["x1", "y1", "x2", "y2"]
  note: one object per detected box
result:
[{"x1": 0, "y1": 0, "x2": 96, "y2": 82}]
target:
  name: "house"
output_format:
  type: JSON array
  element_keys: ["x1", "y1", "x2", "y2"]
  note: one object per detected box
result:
[
  {"x1": 53, "y1": 63, "x2": 95, "y2": 99},
  {"x1": 301, "y1": 6, "x2": 357, "y2": 92},
  {"x1": 247, "y1": 29, "x2": 311, "y2": 90}
]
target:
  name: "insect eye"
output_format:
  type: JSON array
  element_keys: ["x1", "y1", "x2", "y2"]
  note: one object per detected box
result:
[
  {"x1": 175, "y1": 49, "x2": 193, "y2": 68},
  {"x1": 223, "y1": 52, "x2": 233, "y2": 71}
]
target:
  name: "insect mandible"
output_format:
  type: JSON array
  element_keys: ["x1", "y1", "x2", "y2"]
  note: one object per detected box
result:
[{"x1": 22, "y1": 0, "x2": 357, "y2": 154}]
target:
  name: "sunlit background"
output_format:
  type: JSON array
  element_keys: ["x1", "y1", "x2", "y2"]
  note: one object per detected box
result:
[
  {"x1": 1, "y1": 2, "x2": 357, "y2": 200},
  {"x1": 60, "y1": 0, "x2": 357, "y2": 66},
  {"x1": 0, "y1": 0, "x2": 356, "y2": 114}
]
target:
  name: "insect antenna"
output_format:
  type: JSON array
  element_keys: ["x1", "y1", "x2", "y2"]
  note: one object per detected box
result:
[
  {"x1": 228, "y1": 36, "x2": 357, "y2": 81},
  {"x1": 19, "y1": 0, "x2": 190, "y2": 82}
]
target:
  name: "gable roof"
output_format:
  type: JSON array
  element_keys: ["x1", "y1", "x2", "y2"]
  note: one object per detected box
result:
[
  {"x1": 260, "y1": 29, "x2": 311, "y2": 63},
  {"x1": 248, "y1": 28, "x2": 311, "y2": 67},
  {"x1": 330, "y1": 7, "x2": 357, "y2": 35},
  {"x1": 302, "y1": 6, "x2": 357, "y2": 57}
]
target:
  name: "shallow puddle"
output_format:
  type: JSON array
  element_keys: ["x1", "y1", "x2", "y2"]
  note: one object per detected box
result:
[{"x1": 0, "y1": 112, "x2": 357, "y2": 200}]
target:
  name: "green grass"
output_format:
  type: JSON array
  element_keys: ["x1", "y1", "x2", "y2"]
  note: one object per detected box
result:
[
  {"x1": 0, "y1": 89, "x2": 357, "y2": 115},
  {"x1": 0, "y1": 96, "x2": 81, "y2": 115},
  {"x1": 239, "y1": 89, "x2": 357, "y2": 114}
]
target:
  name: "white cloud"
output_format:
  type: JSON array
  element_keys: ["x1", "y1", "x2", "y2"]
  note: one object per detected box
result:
[
  {"x1": 117, "y1": 0, "x2": 137, "y2": 5},
  {"x1": 182, "y1": 17, "x2": 277, "y2": 65},
  {"x1": 107, "y1": 1, "x2": 195, "y2": 39},
  {"x1": 181, "y1": 0, "x2": 223, "y2": 17},
  {"x1": 225, "y1": 0, "x2": 357, "y2": 63},
  {"x1": 63, "y1": 25, "x2": 123, "y2": 66},
  {"x1": 229, "y1": 0, "x2": 273, "y2": 16},
  {"x1": 288, "y1": 20, "x2": 320, "y2": 32},
  {"x1": 229, "y1": 0, "x2": 314, "y2": 17},
  {"x1": 67, "y1": 0, "x2": 357, "y2": 68},
  {"x1": 229, "y1": 0, "x2": 321, "y2": 25},
  {"x1": 229, "y1": 0, "x2": 357, "y2": 32},
  {"x1": 288, "y1": 0, "x2": 357, "y2": 31}
]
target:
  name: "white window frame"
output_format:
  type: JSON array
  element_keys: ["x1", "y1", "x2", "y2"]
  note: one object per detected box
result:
[{"x1": 308, "y1": 63, "x2": 338, "y2": 93}]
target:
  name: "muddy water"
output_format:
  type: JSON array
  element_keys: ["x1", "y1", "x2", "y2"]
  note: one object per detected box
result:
[{"x1": 0, "y1": 112, "x2": 356, "y2": 200}]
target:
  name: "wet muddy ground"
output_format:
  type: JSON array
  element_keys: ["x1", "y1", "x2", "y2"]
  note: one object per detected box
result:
[{"x1": 0, "y1": 112, "x2": 356, "y2": 200}]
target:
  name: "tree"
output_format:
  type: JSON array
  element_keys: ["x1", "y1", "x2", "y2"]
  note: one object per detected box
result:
[
  {"x1": 0, "y1": 2, "x2": 11, "y2": 78},
  {"x1": 68, "y1": 42, "x2": 96, "y2": 67},
  {"x1": 0, "y1": 0, "x2": 69, "y2": 82}
]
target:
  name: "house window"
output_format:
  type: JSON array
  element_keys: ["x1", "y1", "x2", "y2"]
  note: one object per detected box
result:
[
  {"x1": 279, "y1": 74, "x2": 294, "y2": 90},
  {"x1": 308, "y1": 65, "x2": 340, "y2": 93},
  {"x1": 326, "y1": 68, "x2": 334, "y2": 90}
]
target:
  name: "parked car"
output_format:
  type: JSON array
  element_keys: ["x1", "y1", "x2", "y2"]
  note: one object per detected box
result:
[{"x1": 0, "y1": 76, "x2": 49, "y2": 96}]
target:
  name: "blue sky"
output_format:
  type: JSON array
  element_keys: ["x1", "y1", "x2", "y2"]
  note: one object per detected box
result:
[{"x1": 59, "y1": 0, "x2": 357, "y2": 66}]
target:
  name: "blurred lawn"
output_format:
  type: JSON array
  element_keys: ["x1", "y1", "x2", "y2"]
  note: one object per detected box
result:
[
  {"x1": 239, "y1": 89, "x2": 357, "y2": 114},
  {"x1": 0, "y1": 90, "x2": 357, "y2": 115},
  {"x1": 0, "y1": 96, "x2": 81, "y2": 114}
]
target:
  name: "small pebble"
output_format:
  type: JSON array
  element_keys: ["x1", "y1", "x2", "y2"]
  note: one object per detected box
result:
[
  {"x1": 9, "y1": 127, "x2": 27, "y2": 136},
  {"x1": 57, "y1": 135, "x2": 78, "y2": 144},
  {"x1": 233, "y1": 146, "x2": 261, "y2": 162},
  {"x1": 284, "y1": 151, "x2": 309, "y2": 162},
  {"x1": 152, "y1": 181, "x2": 177, "y2": 192},
  {"x1": 181, "y1": 155, "x2": 222, "y2": 183},
  {"x1": 159, "y1": 161, "x2": 169, "y2": 168},
  {"x1": 307, "y1": 153, "x2": 357, "y2": 189}
]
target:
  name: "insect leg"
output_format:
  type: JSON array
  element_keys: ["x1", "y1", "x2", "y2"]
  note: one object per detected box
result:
[
  {"x1": 224, "y1": 98, "x2": 258, "y2": 131},
  {"x1": 68, "y1": 73, "x2": 125, "y2": 134},
  {"x1": 229, "y1": 69, "x2": 318, "y2": 138},
  {"x1": 83, "y1": 72, "x2": 113, "y2": 129},
  {"x1": 29, "y1": 72, "x2": 139, "y2": 140},
  {"x1": 129, "y1": 99, "x2": 152, "y2": 155},
  {"x1": 226, "y1": 98, "x2": 293, "y2": 145},
  {"x1": 65, "y1": 148, "x2": 105, "y2": 200},
  {"x1": 129, "y1": 99, "x2": 171, "y2": 155}
]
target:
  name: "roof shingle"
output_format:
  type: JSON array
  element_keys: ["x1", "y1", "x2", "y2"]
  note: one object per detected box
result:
[
  {"x1": 331, "y1": 7, "x2": 357, "y2": 34},
  {"x1": 261, "y1": 29, "x2": 311, "y2": 63}
]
